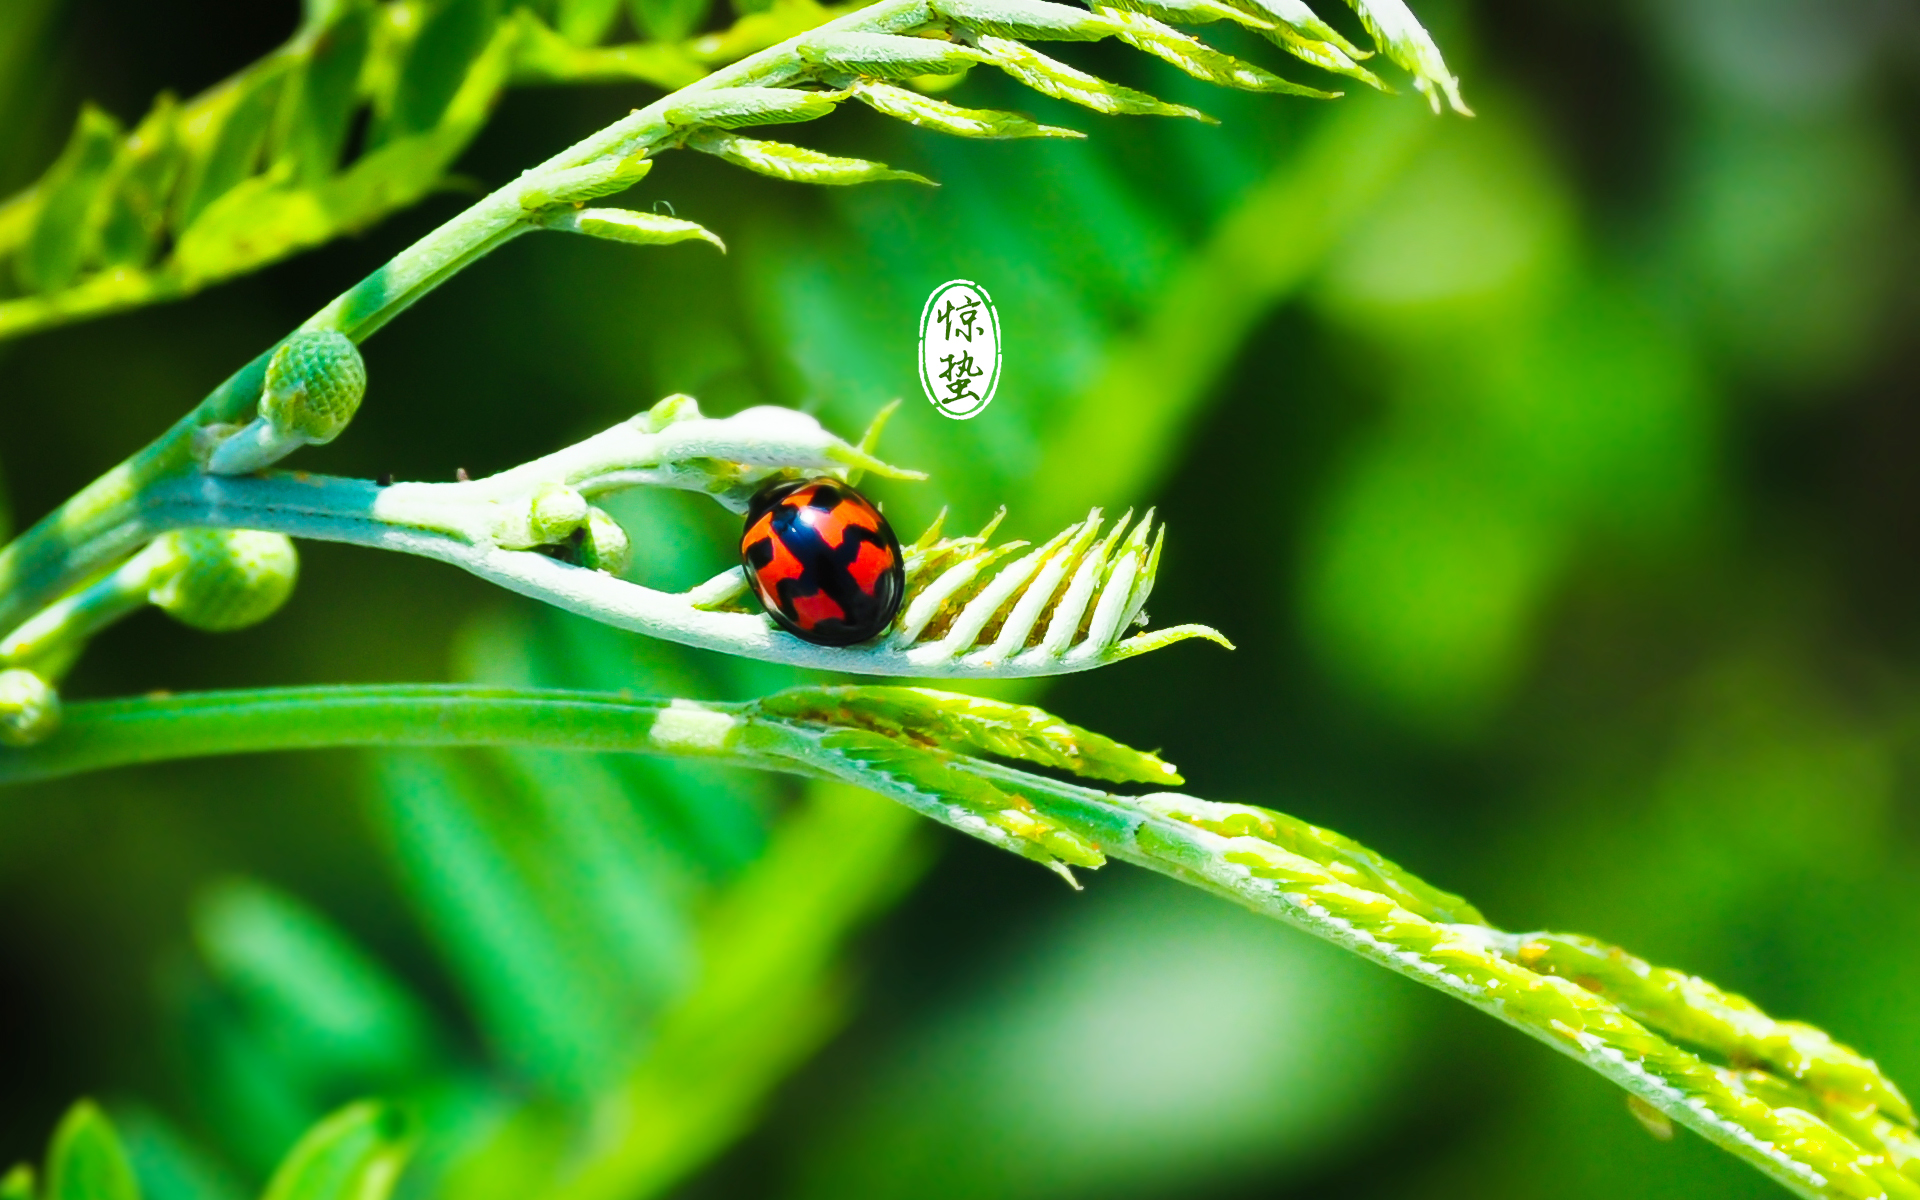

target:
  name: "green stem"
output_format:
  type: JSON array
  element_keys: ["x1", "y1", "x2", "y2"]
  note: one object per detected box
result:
[
  {"x1": 0, "y1": 535, "x2": 180, "y2": 674},
  {"x1": 0, "y1": 686, "x2": 764, "y2": 784}
]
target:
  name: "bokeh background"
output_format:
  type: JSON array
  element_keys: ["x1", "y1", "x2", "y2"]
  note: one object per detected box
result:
[{"x1": 3, "y1": 0, "x2": 1920, "y2": 1197}]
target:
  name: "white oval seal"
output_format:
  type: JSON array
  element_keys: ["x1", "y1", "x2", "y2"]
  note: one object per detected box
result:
[{"x1": 918, "y1": 280, "x2": 1001, "y2": 420}]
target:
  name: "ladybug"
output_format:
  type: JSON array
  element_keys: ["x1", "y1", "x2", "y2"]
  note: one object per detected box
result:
[{"x1": 740, "y1": 477, "x2": 905, "y2": 646}]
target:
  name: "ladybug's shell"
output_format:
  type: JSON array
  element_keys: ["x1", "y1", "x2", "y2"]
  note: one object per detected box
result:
[{"x1": 740, "y1": 479, "x2": 905, "y2": 647}]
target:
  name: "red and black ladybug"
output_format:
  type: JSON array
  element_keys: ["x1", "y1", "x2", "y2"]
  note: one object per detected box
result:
[{"x1": 740, "y1": 477, "x2": 905, "y2": 646}]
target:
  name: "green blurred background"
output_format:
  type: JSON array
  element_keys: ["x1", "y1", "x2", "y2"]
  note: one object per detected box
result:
[{"x1": 3, "y1": 0, "x2": 1919, "y2": 1197}]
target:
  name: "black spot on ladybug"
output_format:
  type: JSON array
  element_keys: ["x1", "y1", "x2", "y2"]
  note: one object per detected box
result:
[{"x1": 740, "y1": 477, "x2": 905, "y2": 647}]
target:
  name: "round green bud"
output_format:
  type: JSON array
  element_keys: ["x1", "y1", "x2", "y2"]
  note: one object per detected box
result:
[
  {"x1": 261, "y1": 330, "x2": 366, "y2": 446},
  {"x1": 580, "y1": 506, "x2": 631, "y2": 576},
  {"x1": 150, "y1": 530, "x2": 300, "y2": 632},
  {"x1": 527, "y1": 483, "x2": 590, "y2": 544},
  {"x1": 0, "y1": 668, "x2": 60, "y2": 747}
]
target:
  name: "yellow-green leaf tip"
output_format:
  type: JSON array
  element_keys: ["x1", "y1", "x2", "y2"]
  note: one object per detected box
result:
[{"x1": 46, "y1": 1100, "x2": 138, "y2": 1200}]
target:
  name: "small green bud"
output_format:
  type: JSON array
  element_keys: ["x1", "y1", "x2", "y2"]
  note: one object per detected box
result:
[
  {"x1": 261, "y1": 330, "x2": 366, "y2": 446},
  {"x1": 0, "y1": 1163, "x2": 34, "y2": 1200},
  {"x1": 0, "y1": 669, "x2": 61, "y2": 747},
  {"x1": 519, "y1": 153, "x2": 653, "y2": 209},
  {"x1": 150, "y1": 530, "x2": 299, "y2": 632},
  {"x1": 542, "y1": 207, "x2": 725, "y2": 252},
  {"x1": 527, "y1": 484, "x2": 590, "y2": 544},
  {"x1": 580, "y1": 506, "x2": 631, "y2": 575},
  {"x1": 46, "y1": 1102, "x2": 138, "y2": 1200},
  {"x1": 638, "y1": 393, "x2": 701, "y2": 431}
]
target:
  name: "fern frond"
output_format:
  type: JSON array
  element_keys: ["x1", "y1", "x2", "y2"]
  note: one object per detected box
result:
[
  {"x1": 754, "y1": 684, "x2": 1185, "y2": 783},
  {"x1": 3, "y1": 682, "x2": 1910, "y2": 1199},
  {"x1": 0, "y1": 0, "x2": 1462, "y2": 342},
  {"x1": 0, "y1": 0, "x2": 808, "y2": 340},
  {"x1": 1491, "y1": 929, "x2": 1914, "y2": 1125}
]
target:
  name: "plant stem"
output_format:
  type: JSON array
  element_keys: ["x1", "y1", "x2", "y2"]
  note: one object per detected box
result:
[
  {"x1": 17, "y1": 466, "x2": 1216, "y2": 678},
  {"x1": 0, "y1": 536, "x2": 179, "y2": 671},
  {"x1": 0, "y1": 686, "x2": 765, "y2": 783}
]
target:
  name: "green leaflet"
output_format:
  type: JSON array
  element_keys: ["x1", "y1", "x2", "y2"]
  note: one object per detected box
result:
[
  {"x1": 556, "y1": 0, "x2": 626, "y2": 43},
  {"x1": 512, "y1": 11, "x2": 709, "y2": 87},
  {"x1": 518, "y1": 153, "x2": 655, "y2": 207},
  {"x1": 385, "y1": 0, "x2": 497, "y2": 138},
  {"x1": 173, "y1": 10, "x2": 520, "y2": 281},
  {"x1": 1098, "y1": 0, "x2": 1272, "y2": 29},
  {"x1": 1344, "y1": 0, "x2": 1466, "y2": 112},
  {"x1": 971, "y1": 35, "x2": 1210, "y2": 120},
  {"x1": 1236, "y1": 0, "x2": 1365, "y2": 56},
  {"x1": 45, "y1": 1103, "x2": 140, "y2": 1200},
  {"x1": 275, "y1": 0, "x2": 374, "y2": 185},
  {"x1": 16, "y1": 105, "x2": 122, "y2": 293},
  {"x1": 1096, "y1": 8, "x2": 1335, "y2": 96},
  {"x1": 848, "y1": 80, "x2": 1083, "y2": 139},
  {"x1": 687, "y1": 131, "x2": 933, "y2": 185},
  {"x1": 0, "y1": 1166, "x2": 31, "y2": 1200},
  {"x1": 817, "y1": 727, "x2": 1107, "y2": 872},
  {"x1": 257, "y1": 1103, "x2": 412, "y2": 1200},
  {"x1": 1135, "y1": 793, "x2": 1487, "y2": 925},
  {"x1": 629, "y1": 0, "x2": 713, "y2": 42},
  {"x1": 664, "y1": 85, "x2": 842, "y2": 128},
  {"x1": 543, "y1": 206, "x2": 727, "y2": 251},
  {"x1": 794, "y1": 31, "x2": 988, "y2": 78},
  {"x1": 1512, "y1": 932, "x2": 1916, "y2": 1125},
  {"x1": 173, "y1": 59, "x2": 292, "y2": 230},
  {"x1": 1253, "y1": 18, "x2": 1383, "y2": 87},
  {"x1": 757, "y1": 686, "x2": 1182, "y2": 785},
  {"x1": 170, "y1": 180, "x2": 334, "y2": 284},
  {"x1": 929, "y1": 0, "x2": 1118, "y2": 41},
  {"x1": 96, "y1": 95, "x2": 184, "y2": 269},
  {"x1": 301, "y1": 0, "x2": 359, "y2": 29}
]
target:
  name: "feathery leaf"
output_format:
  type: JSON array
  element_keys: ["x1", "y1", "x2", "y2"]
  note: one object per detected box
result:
[
  {"x1": 756, "y1": 685, "x2": 1184, "y2": 783},
  {"x1": 543, "y1": 206, "x2": 727, "y2": 250},
  {"x1": 664, "y1": 86, "x2": 843, "y2": 128},
  {"x1": 1095, "y1": 7, "x2": 1336, "y2": 96},
  {"x1": 1344, "y1": 0, "x2": 1465, "y2": 112},
  {"x1": 847, "y1": 79, "x2": 1084, "y2": 138},
  {"x1": 971, "y1": 34, "x2": 1213, "y2": 119},
  {"x1": 796, "y1": 30, "x2": 990, "y2": 76},
  {"x1": 931, "y1": 0, "x2": 1119, "y2": 41},
  {"x1": 688, "y1": 131, "x2": 935, "y2": 185},
  {"x1": 17, "y1": 106, "x2": 122, "y2": 293}
]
